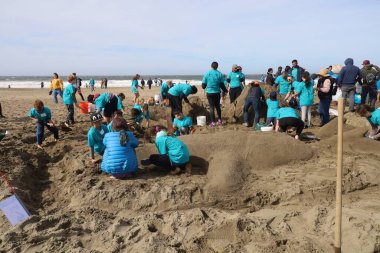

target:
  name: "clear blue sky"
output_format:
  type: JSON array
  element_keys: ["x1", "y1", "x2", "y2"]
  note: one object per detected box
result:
[{"x1": 0, "y1": 0, "x2": 379, "y2": 75}]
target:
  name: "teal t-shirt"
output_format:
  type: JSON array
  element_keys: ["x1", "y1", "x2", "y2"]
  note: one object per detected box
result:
[
  {"x1": 94, "y1": 93, "x2": 116, "y2": 109},
  {"x1": 266, "y1": 99, "x2": 279, "y2": 118},
  {"x1": 28, "y1": 107, "x2": 51, "y2": 123},
  {"x1": 168, "y1": 83, "x2": 192, "y2": 97},
  {"x1": 161, "y1": 82, "x2": 169, "y2": 96},
  {"x1": 202, "y1": 69, "x2": 224, "y2": 94},
  {"x1": 276, "y1": 107, "x2": 299, "y2": 119},
  {"x1": 63, "y1": 83, "x2": 76, "y2": 105},
  {"x1": 89, "y1": 79, "x2": 95, "y2": 85},
  {"x1": 155, "y1": 132, "x2": 190, "y2": 164},
  {"x1": 275, "y1": 76, "x2": 289, "y2": 95},
  {"x1": 131, "y1": 80, "x2": 139, "y2": 93},
  {"x1": 133, "y1": 104, "x2": 150, "y2": 123},
  {"x1": 87, "y1": 125, "x2": 109, "y2": 154},
  {"x1": 227, "y1": 71, "x2": 244, "y2": 89},
  {"x1": 289, "y1": 81, "x2": 301, "y2": 93},
  {"x1": 173, "y1": 116, "x2": 193, "y2": 135},
  {"x1": 369, "y1": 109, "x2": 380, "y2": 126},
  {"x1": 291, "y1": 68, "x2": 298, "y2": 81},
  {"x1": 107, "y1": 120, "x2": 113, "y2": 132},
  {"x1": 295, "y1": 80, "x2": 314, "y2": 106}
]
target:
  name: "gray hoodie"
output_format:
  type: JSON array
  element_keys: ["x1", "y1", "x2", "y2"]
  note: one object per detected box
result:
[{"x1": 337, "y1": 58, "x2": 362, "y2": 86}]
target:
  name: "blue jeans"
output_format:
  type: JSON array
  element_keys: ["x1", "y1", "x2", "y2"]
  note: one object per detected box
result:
[
  {"x1": 266, "y1": 117, "x2": 276, "y2": 127},
  {"x1": 318, "y1": 97, "x2": 331, "y2": 125},
  {"x1": 52, "y1": 89, "x2": 63, "y2": 104},
  {"x1": 243, "y1": 98, "x2": 260, "y2": 125},
  {"x1": 36, "y1": 122, "x2": 59, "y2": 144}
]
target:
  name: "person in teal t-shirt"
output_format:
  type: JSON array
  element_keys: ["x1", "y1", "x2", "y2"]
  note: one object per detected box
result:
[
  {"x1": 141, "y1": 129, "x2": 192, "y2": 175},
  {"x1": 28, "y1": 99, "x2": 59, "y2": 149},
  {"x1": 161, "y1": 80, "x2": 173, "y2": 100},
  {"x1": 173, "y1": 111, "x2": 194, "y2": 136},
  {"x1": 88, "y1": 112, "x2": 109, "y2": 163},
  {"x1": 266, "y1": 92, "x2": 280, "y2": 127},
  {"x1": 202, "y1": 61, "x2": 227, "y2": 127},
  {"x1": 227, "y1": 64, "x2": 245, "y2": 104},
  {"x1": 89, "y1": 78, "x2": 95, "y2": 92},
  {"x1": 275, "y1": 71, "x2": 289, "y2": 96},
  {"x1": 132, "y1": 103, "x2": 151, "y2": 128},
  {"x1": 275, "y1": 99, "x2": 304, "y2": 140},
  {"x1": 131, "y1": 74, "x2": 141, "y2": 104},
  {"x1": 63, "y1": 74, "x2": 78, "y2": 126},
  {"x1": 167, "y1": 83, "x2": 198, "y2": 120},
  {"x1": 295, "y1": 72, "x2": 315, "y2": 128},
  {"x1": 356, "y1": 105, "x2": 380, "y2": 139}
]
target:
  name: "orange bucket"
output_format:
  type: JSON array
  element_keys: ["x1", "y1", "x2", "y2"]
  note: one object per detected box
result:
[{"x1": 79, "y1": 102, "x2": 89, "y2": 114}]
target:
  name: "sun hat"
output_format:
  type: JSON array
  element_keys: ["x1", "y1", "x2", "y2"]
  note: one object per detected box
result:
[{"x1": 318, "y1": 69, "x2": 330, "y2": 77}]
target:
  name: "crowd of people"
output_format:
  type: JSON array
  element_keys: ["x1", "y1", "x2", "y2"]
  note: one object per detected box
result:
[{"x1": 7, "y1": 58, "x2": 379, "y2": 179}]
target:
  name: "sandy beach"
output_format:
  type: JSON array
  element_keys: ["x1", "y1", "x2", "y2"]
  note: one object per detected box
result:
[{"x1": 0, "y1": 86, "x2": 379, "y2": 253}]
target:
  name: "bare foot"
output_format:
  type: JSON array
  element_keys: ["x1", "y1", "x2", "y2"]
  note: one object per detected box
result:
[
  {"x1": 109, "y1": 176, "x2": 117, "y2": 180},
  {"x1": 37, "y1": 144, "x2": 44, "y2": 150}
]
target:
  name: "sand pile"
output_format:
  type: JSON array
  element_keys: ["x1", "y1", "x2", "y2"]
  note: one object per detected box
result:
[{"x1": 0, "y1": 88, "x2": 379, "y2": 253}]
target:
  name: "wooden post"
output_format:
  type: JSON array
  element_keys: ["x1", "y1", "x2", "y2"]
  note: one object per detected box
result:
[{"x1": 334, "y1": 97, "x2": 344, "y2": 253}]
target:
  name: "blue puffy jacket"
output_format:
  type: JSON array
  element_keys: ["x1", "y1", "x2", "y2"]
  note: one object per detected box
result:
[{"x1": 101, "y1": 131, "x2": 139, "y2": 176}]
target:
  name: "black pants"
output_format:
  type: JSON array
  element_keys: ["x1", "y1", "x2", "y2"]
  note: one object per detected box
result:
[
  {"x1": 361, "y1": 85, "x2": 377, "y2": 107},
  {"x1": 207, "y1": 93, "x2": 221, "y2": 122},
  {"x1": 149, "y1": 154, "x2": 187, "y2": 170},
  {"x1": 103, "y1": 96, "x2": 119, "y2": 118},
  {"x1": 229, "y1": 87, "x2": 243, "y2": 104},
  {"x1": 148, "y1": 84, "x2": 152, "y2": 90},
  {"x1": 168, "y1": 93, "x2": 182, "y2": 119},
  {"x1": 66, "y1": 104, "x2": 75, "y2": 124},
  {"x1": 278, "y1": 117, "x2": 304, "y2": 135}
]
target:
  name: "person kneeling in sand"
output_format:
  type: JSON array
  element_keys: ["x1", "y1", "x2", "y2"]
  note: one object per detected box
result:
[
  {"x1": 88, "y1": 112, "x2": 109, "y2": 164},
  {"x1": 356, "y1": 105, "x2": 380, "y2": 139},
  {"x1": 101, "y1": 117, "x2": 139, "y2": 179},
  {"x1": 275, "y1": 99, "x2": 304, "y2": 140},
  {"x1": 29, "y1": 99, "x2": 59, "y2": 149},
  {"x1": 142, "y1": 127, "x2": 192, "y2": 176},
  {"x1": 87, "y1": 92, "x2": 125, "y2": 124},
  {"x1": 173, "y1": 111, "x2": 195, "y2": 136}
]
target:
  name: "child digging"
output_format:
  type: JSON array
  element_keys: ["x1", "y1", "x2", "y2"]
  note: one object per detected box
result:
[
  {"x1": 173, "y1": 111, "x2": 195, "y2": 136},
  {"x1": 356, "y1": 105, "x2": 380, "y2": 140},
  {"x1": 28, "y1": 99, "x2": 59, "y2": 149},
  {"x1": 88, "y1": 112, "x2": 109, "y2": 164},
  {"x1": 142, "y1": 127, "x2": 192, "y2": 176}
]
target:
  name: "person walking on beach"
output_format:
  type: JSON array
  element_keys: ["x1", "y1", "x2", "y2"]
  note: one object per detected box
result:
[
  {"x1": 131, "y1": 74, "x2": 141, "y2": 104},
  {"x1": 291, "y1": 59, "x2": 305, "y2": 82},
  {"x1": 100, "y1": 79, "x2": 105, "y2": 89},
  {"x1": 141, "y1": 78, "x2": 145, "y2": 88},
  {"x1": 72, "y1": 73, "x2": 85, "y2": 101},
  {"x1": 41, "y1": 82, "x2": 44, "y2": 88},
  {"x1": 202, "y1": 61, "x2": 227, "y2": 127},
  {"x1": 265, "y1": 68, "x2": 275, "y2": 86},
  {"x1": 49, "y1": 73, "x2": 64, "y2": 104},
  {"x1": 337, "y1": 58, "x2": 362, "y2": 112},
  {"x1": 147, "y1": 78, "x2": 153, "y2": 90},
  {"x1": 361, "y1": 60, "x2": 379, "y2": 108},
  {"x1": 89, "y1": 78, "x2": 95, "y2": 92},
  {"x1": 63, "y1": 74, "x2": 79, "y2": 126},
  {"x1": 104, "y1": 78, "x2": 108, "y2": 89}
]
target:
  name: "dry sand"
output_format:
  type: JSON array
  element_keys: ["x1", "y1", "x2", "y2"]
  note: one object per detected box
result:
[{"x1": 0, "y1": 86, "x2": 379, "y2": 253}]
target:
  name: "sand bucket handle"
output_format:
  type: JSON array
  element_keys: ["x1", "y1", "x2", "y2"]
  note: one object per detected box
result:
[{"x1": 0, "y1": 171, "x2": 16, "y2": 194}]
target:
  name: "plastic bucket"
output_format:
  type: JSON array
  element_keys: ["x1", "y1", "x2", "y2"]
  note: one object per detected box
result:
[
  {"x1": 79, "y1": 102, "x2": 89, "y2": 114},
  {"x1": 197, "y1": 116, "x2": 206, "y2": 126},
  {"x1": 154, "y1": 94, "x2": 161, "y2": 104}
]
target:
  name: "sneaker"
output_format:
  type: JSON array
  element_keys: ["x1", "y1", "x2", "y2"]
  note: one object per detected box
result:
[
  {"x1": 209, "y1": 122, "x2": 216, "y2": 128},
  {"x1": 141, "y1": 159, "x2": 152, "y2": 166},
  {"x1": 64, "y1": 122, "x2": 70, "y2": 127},
  {"x1": 216, "y1": 119, "x2": 223, "y2": 126},
  {"x1": 242, "y1": 123, "x2": 248, "y2": 127}
]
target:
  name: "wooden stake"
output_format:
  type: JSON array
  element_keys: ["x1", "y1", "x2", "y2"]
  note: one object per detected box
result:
[{"x1": 334, "y1": 97, "x2": 344, "y2": 253}]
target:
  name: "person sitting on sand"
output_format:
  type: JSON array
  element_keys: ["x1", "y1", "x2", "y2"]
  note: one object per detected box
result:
[
  {"x1": 132, "y1": 103, "x2": 150, "y2": 128},
  {"x1": 202, "y1": 61, "x2": 227, "y2": 127},
  {"x1": 63, "y1": 74, "x2": 79, "y2": 127},
  {"x1": 168, "y1": 83, "x2": 198, "y2": 119},
  {"x1": 107, "y1": 111, "x2": 123, "y2": 132},
  {"x1": 356, "y1": 105, "x2": 380, "y2": 139},
  {"x1": 87, "y1": 92, "x2": 125, "y2": 124},
  {"x1": 173, "y1": 111, "x2": 195, "y2": 136},
  {"x1": 275, "y1": 99, "x2": 304, "y2": 140},
  {"x1": 242, "y1": 81, "x2": 265, "y2": 127},
  {"x1": 266, "y1": 91, "x2": 280, "y2": 127},
  {"x1": 161, "y1": 80, "x2": 173, "y2": 102},
  {"x1": 131, "y1": 74, "x2": 142, "y2": 104},
  {"x1": 142, "y1": 127, "x2": 192, "y2": 175},
  {"x1": 29, "y1": 99, "x2": 59, "y2": 149},
  {"x1": 88, "y1": 112, "x2": 109, "y2": 164},
  {"x1": 101, "y1": 117, "x2": 139, "y2": 179},
  {"x1": 294, "y1": 72, "x2": 314, "y2": 128},
  {"x1": 49, "y1": 73, "x2": 64, "y2": 104}
]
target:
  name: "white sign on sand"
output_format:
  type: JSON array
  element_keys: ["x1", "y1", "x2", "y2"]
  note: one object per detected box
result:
[{"x1": 0, "y1": 194, "x2": 30, "y2": 226}]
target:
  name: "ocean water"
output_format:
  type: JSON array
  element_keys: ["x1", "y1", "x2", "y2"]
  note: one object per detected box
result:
[{"x1": 0, "y1": 75, "x2": 262, "y2": 88}]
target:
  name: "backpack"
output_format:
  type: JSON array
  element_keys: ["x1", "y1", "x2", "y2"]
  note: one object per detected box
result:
[{"x1": 365, "y1": 72, "x2": 376, "y2": 85}]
